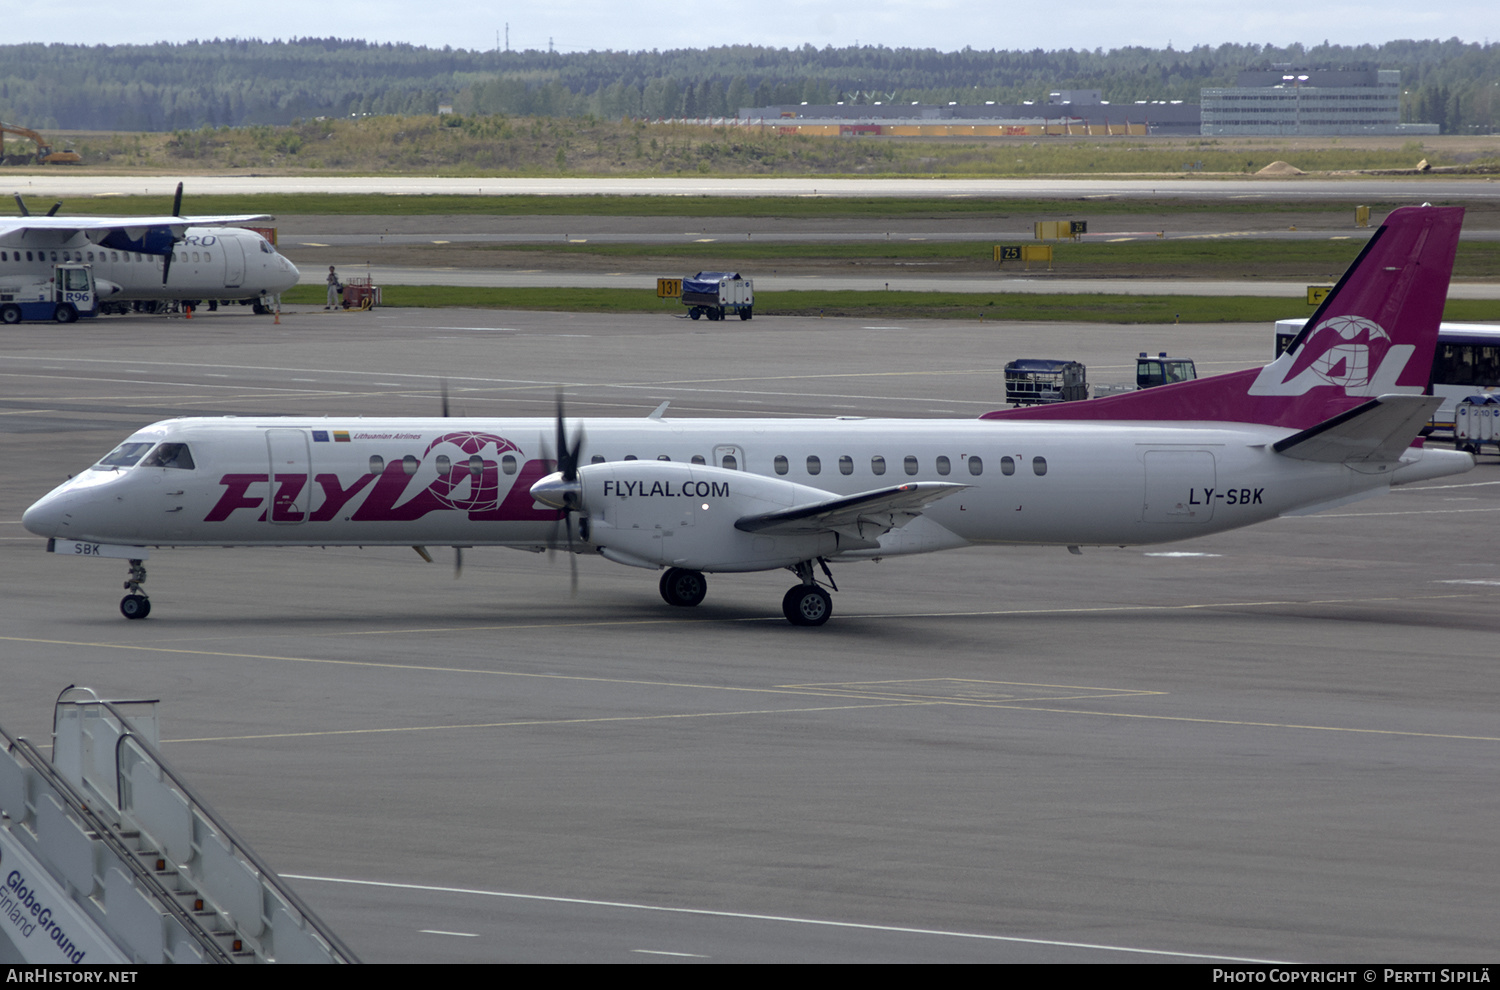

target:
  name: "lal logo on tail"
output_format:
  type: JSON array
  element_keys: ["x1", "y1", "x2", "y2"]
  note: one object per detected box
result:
[
  {"x1": 1251, "y1": 314, "x2": 1414, "y2": 398},
  {"x1": 1293, "y1": 315, "x2": 1395, "y2": 388}
]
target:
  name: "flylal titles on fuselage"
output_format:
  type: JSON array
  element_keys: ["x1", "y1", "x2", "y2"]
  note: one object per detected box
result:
[{"x1": 23, "y1": 206, "x2": 1475, "y2": 625}]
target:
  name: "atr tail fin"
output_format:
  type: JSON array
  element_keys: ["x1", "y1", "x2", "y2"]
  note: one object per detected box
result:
[{"x1": 981, "y1": 205, "x2": 1464, "y2": 430}]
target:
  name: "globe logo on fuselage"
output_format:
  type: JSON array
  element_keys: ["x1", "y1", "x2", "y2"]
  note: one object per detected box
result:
[
  {"x1": 1292, "y1": 315, "x2": 1393, "y2": 388},
  {"x1": 422, "y1": 432, "x2": 522, "y2": 512}
]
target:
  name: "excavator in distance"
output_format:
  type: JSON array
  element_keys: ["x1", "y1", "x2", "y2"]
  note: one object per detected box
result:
[{"x1": 1, "y1": 121, "x2": 82, "y2": 165}]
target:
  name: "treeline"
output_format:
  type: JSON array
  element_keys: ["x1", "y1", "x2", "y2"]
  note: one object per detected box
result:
[{"x1": 2, "y1": 37, "x2": 1497, "y2": 133}]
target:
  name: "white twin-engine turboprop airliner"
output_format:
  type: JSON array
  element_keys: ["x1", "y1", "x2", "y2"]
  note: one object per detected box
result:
[
  {"x1": 22, "y1": 206, "x2": 1476, "y2": 625},
  {"x1": 1, "y1": 184, "x2": 299, "y2": 312}
]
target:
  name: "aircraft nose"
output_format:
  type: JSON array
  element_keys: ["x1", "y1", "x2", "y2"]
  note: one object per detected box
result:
[
  {"x1": 282, "y1": 256, "x2": 301, "y2": 289},
  {"x1": 22, "y1": 488, "x2": 74, "y2": 537}
]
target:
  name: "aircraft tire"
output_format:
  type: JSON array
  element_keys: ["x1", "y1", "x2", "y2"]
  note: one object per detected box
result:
[
  {"x1": 782, "y1": 585, "x2": 832, "y2": 626},
  {"x1": 1, "y1": 304, "x2": 20, "y2": 325},
  {"x1": 120, "y1": 594, "x2": 151, "y2": 620},
  {"x1": 659, "y1": 567, "x2": 708, "y2": 607},
  {"x1": 53, "y1": 304, "x2": 77, "y2": 324}
]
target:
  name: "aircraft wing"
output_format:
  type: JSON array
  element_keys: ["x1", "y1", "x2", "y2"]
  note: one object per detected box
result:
[
  {"x1": 735, "y1": 482, "x2": 968, "y2": 542},
  {"x1": 0, "y1": 215, "x2": 272, "y2": 249}
]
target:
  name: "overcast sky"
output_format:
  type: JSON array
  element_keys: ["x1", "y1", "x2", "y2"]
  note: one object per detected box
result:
[{"x1": 14, "y1": 1, "x2": 1495, "y2": 52}]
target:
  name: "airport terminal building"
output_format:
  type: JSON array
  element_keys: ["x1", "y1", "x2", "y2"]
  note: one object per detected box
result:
[
  {"x1": 736, "y1": 93, "x2": 1201, "y2": 136},
  {"x1": 1201, "y1": 68, "x2": 1438, "y2": 136}
]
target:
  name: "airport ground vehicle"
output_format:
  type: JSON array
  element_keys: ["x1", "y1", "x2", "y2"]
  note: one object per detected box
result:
[
  {"x1": 1454, "y1": 395, "x2": 1498, "y2": 454},
  {"x1": 1004, "y1": 359, "x2": 1088, "y2": 405},
  {"x1": 0, "y1": 263, "x2": 99, "y2": 323},
  {"x1": 1276, "y1": 318, "x2": 1500, "y2": 435},
  {"x1": 1136, "y1": 353, "x2": 1197, "y2": 389},
  {"x1": 682, "y1": 271, "x2": 753, "y2": 321}
]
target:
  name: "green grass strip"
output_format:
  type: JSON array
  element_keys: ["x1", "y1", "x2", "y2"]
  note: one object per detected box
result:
[
  {"x1": 478, "y1": 239, "x2": 1500, "y2": 277},
  {"x1": 284, "y1": 284, "x2": 1500, "y2": 324}
]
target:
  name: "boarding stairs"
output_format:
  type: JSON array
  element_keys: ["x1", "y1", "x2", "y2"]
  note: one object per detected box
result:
[{"x1": 0, "y1": 687, "x2": 357, "y2": 964}]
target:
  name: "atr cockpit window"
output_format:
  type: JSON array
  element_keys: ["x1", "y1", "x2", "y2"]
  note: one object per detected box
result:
[
  {"x1": 95, "y1": 442, "x2": 154, "y2": 469},
  {"x1": 139, "y1": 443, "x2": 196, "y2": 469}
]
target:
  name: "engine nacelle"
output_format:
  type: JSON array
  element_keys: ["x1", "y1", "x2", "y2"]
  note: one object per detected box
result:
[{"x1": 572, "y1": 461, "x2": 842, "y2": 572}]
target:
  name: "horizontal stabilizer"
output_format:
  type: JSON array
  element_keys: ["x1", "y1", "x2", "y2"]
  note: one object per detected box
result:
[
  {"x1": 1272, "y1": 394, "x2": 1442, "y2": 463},
  {"x1": 736, "y1": 482, "x2": 967, "y2": 539}
]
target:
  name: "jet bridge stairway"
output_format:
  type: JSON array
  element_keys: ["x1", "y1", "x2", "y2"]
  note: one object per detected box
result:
[{"x1": 0, "y1": 687, "x2": 358, "y2": 964}]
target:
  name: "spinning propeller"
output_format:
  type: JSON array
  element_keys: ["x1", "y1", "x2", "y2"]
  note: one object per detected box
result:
[{"x1": 535, "y1": 391, "x2": 586, "y2": 595}]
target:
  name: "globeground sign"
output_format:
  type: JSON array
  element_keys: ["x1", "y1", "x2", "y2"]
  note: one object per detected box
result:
[{"x1": 0, "y1": 832, "x2": 127, "y2": 965}]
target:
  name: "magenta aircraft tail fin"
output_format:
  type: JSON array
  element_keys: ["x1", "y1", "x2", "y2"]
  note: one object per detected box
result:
[{"x1": 981, "y1": 205, "x2": 1463, "y2": 430}]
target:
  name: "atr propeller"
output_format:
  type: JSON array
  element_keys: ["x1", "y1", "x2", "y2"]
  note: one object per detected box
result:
[
  {"x1": 12, "y1": 194, "x2": 61, "y2": 217},
  {"x1": 531, "y1": 391, "x2": 586, "y2": 595},
  {"x1": 160, "y1": 182, "x2": 184, "y2": 286}
]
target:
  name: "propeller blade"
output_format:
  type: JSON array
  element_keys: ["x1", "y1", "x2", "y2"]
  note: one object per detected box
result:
[
  {"x1": 14, "y1": 194, "x2": 28, "y2": 217},
  {"x1": 440, "y1": 379, "x2": 451, "y2": 418},
  {"x1": 554, "y1": 390, "x2": 570, "y2": 480},
  {"x1": 546, "y1": 400, "x2": 583, "y2": 596},
  {"x1": 454, "y1": 547, "x2": 463, "y2": 579},
  {"x1": 46, "y1": 200, "x2": 61, "y2": 217},
  {"x1": 161, "y1": 182, "x2": 185, "y2": 284},
  {"x1": 553, "y1": 389, "x2": 587, "y2": 485}
]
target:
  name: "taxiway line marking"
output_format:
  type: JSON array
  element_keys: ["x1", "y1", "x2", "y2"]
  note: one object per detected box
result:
[
  {"x1": 1292, "y1": 506, "x2": 1500, "y2": 518},
  {"x1": 281, "y1": 873, "x2": 1286, "y2": 964},
  {"x1": 163, "y1": 702, "x2": 937, "y2": 743}
]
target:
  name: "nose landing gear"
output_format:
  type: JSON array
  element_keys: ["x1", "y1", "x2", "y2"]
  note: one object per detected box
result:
[{"x1": 120, "y1": 559, "x2": 151, "y2": 619}]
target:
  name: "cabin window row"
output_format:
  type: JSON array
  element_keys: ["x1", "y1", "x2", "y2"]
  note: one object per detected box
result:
[
  {"x1": 369, "y1": 453, "x2": 520, "y2": 478},
  {"x1": 0, "y1": 249, "x2": 209, "y2": 264},
  {"x1": 769, "y1": 453, "x2": 993, "y2": 477},
  {"x1": 363, "y1": 451, "x2": 1047, "y2": 479}
]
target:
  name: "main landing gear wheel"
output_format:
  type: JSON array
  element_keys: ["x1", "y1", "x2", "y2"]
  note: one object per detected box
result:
[
  {"x1": 782, "y1": 584, "x2": 832, "y2": 626},
  {"x1": 659, "y1": 567, "x2": 708, "y2": 607}
]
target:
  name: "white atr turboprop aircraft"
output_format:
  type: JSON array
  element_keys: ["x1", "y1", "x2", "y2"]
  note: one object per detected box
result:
[
  {"x1": 1, "y1": 183, "x2": 299, "y2": 314},
  {"x1": 23, "y1": 206, "x2": 1474, "y2": 625}
]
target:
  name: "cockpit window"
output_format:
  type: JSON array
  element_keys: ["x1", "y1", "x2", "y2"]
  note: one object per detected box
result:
[
  {"x1": 139, "y1": 443, "x2": 196, "y2": 469},
  {"x1": 259, "y1": 240, "x2": 274, "y2": 254},
  {"x1": 95, "y1": 442, "x2": 154, "y2": 469}
]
